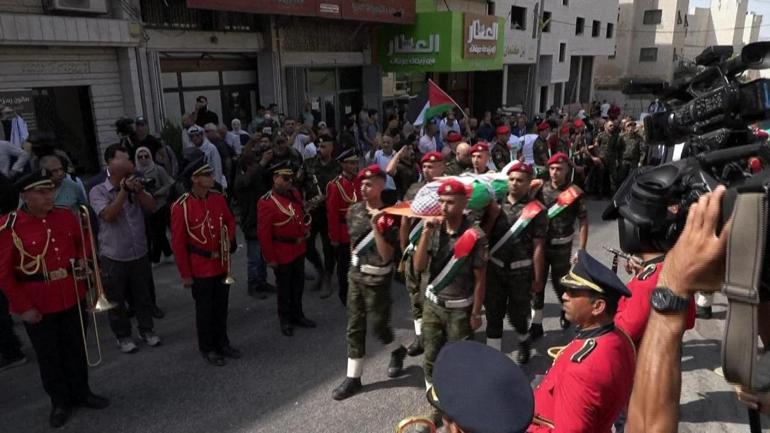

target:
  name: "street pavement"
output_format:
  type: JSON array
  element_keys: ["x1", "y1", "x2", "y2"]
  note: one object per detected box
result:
[{"x1": 1, "y1": 199, "x2": 768, "y2": 432}]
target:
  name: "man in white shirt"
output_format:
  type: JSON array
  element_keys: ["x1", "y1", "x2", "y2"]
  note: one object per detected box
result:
[
  {"x1": 439, "y1": 112, "x2": 461, "y2": 148},
  {"x1": 188, "y1": 125, "x2": 226, "y2": 188},
  {"x1": 520, "y1": 133, "x2": 539, "y2": 165},
  {"x1": 0, "y1": 139, "x2": 29, "y2": 177},
  {"x1": 368, "y1": 133, "x2": 397, "y2": 190},
  {"x1": 419, "y1": 122, "x2": 439, "y2": 154},
  {"x1": 600, "y1": 100, "x2": 611, "y2": 119}
]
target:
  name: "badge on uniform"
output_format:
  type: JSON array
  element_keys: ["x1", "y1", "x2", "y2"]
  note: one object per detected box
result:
[{"x1": 351, "y1": 254, "x2": 359, "y2": 267}]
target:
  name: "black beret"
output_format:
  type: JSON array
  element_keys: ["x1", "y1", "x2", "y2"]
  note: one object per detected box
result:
[
  {"x1": 15, "y1": 168, "x2": 54, "y2": 192},
  {"x1": 336, "y1": 147, "x2": 359, "y2": 163},
  {"x1": 561, "y1": 250, "x2": 632, "y2": 298},
  {"x1": 427, "y1": 341, "x2": 534, "y2": 433},
  {"x1": 180, "y1": 157, "x2": 213, "y2": 179}
]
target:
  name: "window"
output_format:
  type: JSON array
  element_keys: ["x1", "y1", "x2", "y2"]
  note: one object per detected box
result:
[
  {"x1": 592, "y1": 20, "x2": 601, "y2": 37},
  {"x1": 542, "y1": 11, "x2": 552, "y2": 33},
  {"x1": 511, "y1": 6, "x2": 526, "y2": 30},
  {"x1": 639, "y1": 47, "x2": 658, "y2": 62},
  {"x1": 643, "y1": 9, "x2": 662, "y2": 25},
  {"x1": 575, "y1": 17, "x2": 585, "y2": 35},
  {"x1": 559, "y1": 43, "x2": 566, "y2": 62},
  {"x1": 606, "y1": 22, "x2": 614, "y2": 38}
]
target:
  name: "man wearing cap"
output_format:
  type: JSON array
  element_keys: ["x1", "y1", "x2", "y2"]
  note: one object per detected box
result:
[
  {"x1": 298, "y1": 134, "x2": 341, "y2": 296},
  {"x1": 270, "y1": 131, "x2": 304, "y2": 178},
  {"x1": 171, "y1": 159, "x2": 240, "y2": 365},
  {"x1": 533, "y1": 122, "x2": 551, "y2": 177},
  {"x1": 399, "y1": 151, "x2": 446, "y2": 357},
  {"x1": 188, "y1": 125, "x2": 226, "y2": 190},
  {"x1": 485, "y1": 161, "x2": 547, "y2": 363},
  {"x1": 418, "y1": 340, "x2": 534, "y2": 433},
  {"x1": 413, "y1": 178, "x2": 488, "y2": 401},
  {"x1": 0, "y1": 170, "x2": 110, "y2": 427},
  {"x1": 326, "y1": 148, "x2": 360, "y2": 305},
  {"x1": 617, "y1": 121, "x2": 644, "y2": 185},
  {"x1": 332, "y1": 165, "x2": 406, "y2": 401},
  {"x1": 258, "y1": 161, "x2": 313, "y2": 337},
  {"x1": 133, "y1": 116, "x2": 162, "y2": 157},
  {"x1": 471, "y1": 142, "x2": 495, "y2": 174},
  {"x1": 531, "y1": 152, "x2": 588, "y2": 335},
  {"x1": 529, "y1": 250, "x2": 635, "y2": 433},
  {"x1": 492, "y1": 126, "x2": 513, "y2": 171}
]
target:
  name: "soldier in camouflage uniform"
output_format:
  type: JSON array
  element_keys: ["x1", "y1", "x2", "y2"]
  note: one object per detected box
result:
[
  {"x1": 298, "y1": 134, "x2": 341, "y2": 296},
  {"x1": 491, "y1": 125, "x2": 513, "y2": 171},
  {"x1": 399, "y1": 151, "x2": 445, "y2": 357},
  {"x1": 616, "y1": 121, "x2": 644, "y2": 186},
  {"x1": 442, "y1": 132, "x2": 464, "y2": 176},
  {"x1": 485, "y1": 161, "x2": 547, "y2": 364},
  {"x1": 471, "y1": 142, "x2": 495, "y2": 174},
  {"x1": 533, "y1": 122, "x2": 551, "y2": 178},
  {"x1": 445, "y1": 141, "x2": 472, "y2": 175},
  {"x1": 531, "y1": 152, "x2": 588, "y2": 338},
  {"x1": 594, "y1": 120, "x2": 618, "y2": 197},
  {"x1": 413, "y1": 178, "x2": 488, "y2": 388},
  {"x1": 332, "y1": 165, "x2": 406, "y2": 401}
]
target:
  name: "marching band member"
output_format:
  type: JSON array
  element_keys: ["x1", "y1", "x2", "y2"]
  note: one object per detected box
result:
[{"x1": 326, "y1": 148, "x2": 360, "y2": 305}]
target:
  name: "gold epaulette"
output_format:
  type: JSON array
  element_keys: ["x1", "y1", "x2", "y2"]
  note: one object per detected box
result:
[
  {"x1": 174, "y1": 192, "x2": 190, "y2": 206},
  {"x1": 260, "y1": 191, "x2": 272, "y2": 201},
  {"x1": 570, "y1": 338, "x2": 597, "y2": 363}
]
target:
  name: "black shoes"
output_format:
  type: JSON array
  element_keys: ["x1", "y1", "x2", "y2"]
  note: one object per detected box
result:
[
  {"x1": 292, "y1": 317, "x2": 317, "y2": 328},
  {"x1": 407, "y1": 335, "x2": 424, "y2": 356},
  {"x1": 151, "y1": 305, "x2": 165, "y2": 319},
  {"x1": 332, "y1": 377, "x2": 362, "y2": 400},
  {"x1": 528, "y1": 323, "x2": 544, "y2": 341},
  {"x1": 516, "y1": 340, "x2": 531, "y2": 365},
  {"x1": 75, "y1": 393, "x2": 110, "y2": 409},
  {"x1": 281, "y1": 323, "x2": 294, "y2": 337},
  {"x1": 202, "y1": 351, "x2": 226, "y2": 367},
  {"x1": 219, "y1": 345, "x2": 242, "y2": 359},
  {"x1": 559, "y1": 311, "x2": 571, "y2": 330},
  {"x1": 49, "y1": 405, "x2": 71, "y2": 428},
  {"x1": 388, "y1": 346, "x2": 407, "y2": 378},
  {"x1": 696, "y1": 306, "x2": 713, "y2": 319}
]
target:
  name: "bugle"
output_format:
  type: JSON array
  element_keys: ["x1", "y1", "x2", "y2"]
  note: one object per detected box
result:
[{"x1": 220, "y1": 216, "x2": 236, "y2": 285}]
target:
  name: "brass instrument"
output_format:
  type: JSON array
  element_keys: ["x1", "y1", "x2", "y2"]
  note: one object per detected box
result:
[
  {"x1": 220, "y1": 216, "x2": 236, "y2": 285},
  {"x1": 72, "y1": 205, "x2": 117, "y2": 367},
  {"x1": 304, "y1": 174, "x2": 326, "y2": 213},
  {"x1": 395, "y1": 417, "x2": 436, "y2": 433}
]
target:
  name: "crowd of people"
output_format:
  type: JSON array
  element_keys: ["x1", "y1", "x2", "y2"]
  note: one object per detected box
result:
[{"x1": 0, "y1": 94, "x2": 765, "y2": 432}]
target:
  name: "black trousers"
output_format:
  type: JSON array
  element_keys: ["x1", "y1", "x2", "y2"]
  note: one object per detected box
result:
[
  {"x1": 305, "y1": 208, "x2": 336, "y2": 275},
  {"x1": 274, "y1": 256, "x2": 305, "y2": 324},
  {"x1": 146, "y1": 206, "x2": 172, "y2": 263},
  {"x1": 24, "y1": 304, "x2": 90, "y2": 405},
  {"x1": 336, "y1": 244, "x2": 351, "y2": 306},
  {"x1": 191, "y1": 275, "x2": 231, "y2": 353},
  {"x1": 0, "y1": 290, "x2": 22, "y2": 359},
  {"x1": 101, "y1": 255, "x2": 155, "y2": 338}
]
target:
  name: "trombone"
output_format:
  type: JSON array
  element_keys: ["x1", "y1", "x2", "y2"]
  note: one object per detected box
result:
[
  {"x1": 70, "y1": 205, "x2": 117, "y2": 367},
  {"x1": 220, "y1": 216, "x2": 236, "y2": 285}
]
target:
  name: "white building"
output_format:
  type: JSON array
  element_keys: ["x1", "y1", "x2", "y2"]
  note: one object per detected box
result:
[
  {"x1": 496, "y1": 0, "x2": 619, "y2": 115},
  {"x1": 595, "y1": 0, "x2": 762, "y2": 116}
]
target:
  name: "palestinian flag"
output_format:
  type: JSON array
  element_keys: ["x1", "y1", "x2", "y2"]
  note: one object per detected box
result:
[
  {"x1": 411, "y1": 79, "x2": 462, "y2": 126},
  {"x1": 425, "y1": 228, "x2": 480, "y2": 297}
]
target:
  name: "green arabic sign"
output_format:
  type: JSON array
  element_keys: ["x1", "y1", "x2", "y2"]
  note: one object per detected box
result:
[{"x1": 376, "y1": 11, "x2": 504, "y2": 73}]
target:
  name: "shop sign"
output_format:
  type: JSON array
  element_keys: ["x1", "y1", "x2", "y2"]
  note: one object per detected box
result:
[
  {"x1": 186, "y1": 0, "x2": 415, "y2": 24},
  {"x1": 0, "y1": 89, "x2": 35, "y2": 122},
  {"x1": 464, "y1": 13, "x2": 500, "y2": 59},
  {"x1": 376, "y1": 11, "x2": 504, "y2": 73}
]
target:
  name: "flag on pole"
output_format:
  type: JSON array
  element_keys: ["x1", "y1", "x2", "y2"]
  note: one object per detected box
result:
[{"x1": 411, "y1": 79, "x2": 464, "y2": 126}]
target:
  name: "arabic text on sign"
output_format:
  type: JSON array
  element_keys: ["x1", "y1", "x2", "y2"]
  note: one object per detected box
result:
[
  {"x1": 467, "y1": 20, "x2": 499, "y2": 44},
  {"x1": 387, "y1": 34, "x2": 440, "y2": 55}
]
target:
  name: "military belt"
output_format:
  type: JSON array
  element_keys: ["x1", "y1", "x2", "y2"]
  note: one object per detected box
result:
[
  {"x1": 273, "y1": 235, "x2": 304, "y2": 244},
  {"x1": 187, "y1": 244, "x2": 220, "y2": 259},
  {"x1": 425, "y1": 291, "x2": 473, "y2": 309},
  {"x1": 550, "y1": 234, "x2": 574, "y2": 245},
  {"x1": 15, "y1": 268, "x2": 68, "y2": 283},
  {"x1": 358, "y1": 264, "x2": 393, "y2": 276},
  {"x1": 489, "y1": 258, "x2": 532, "y2": 270}
]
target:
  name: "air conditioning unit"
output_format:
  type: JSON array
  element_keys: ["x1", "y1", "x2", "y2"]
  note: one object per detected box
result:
[{"x1": 43, "y1": 0, "x2": 108, "y2": 15}]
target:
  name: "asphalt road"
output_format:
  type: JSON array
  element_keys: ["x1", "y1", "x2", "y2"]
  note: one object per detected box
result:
[{"x1": 1, "y1": 199, "x2": 768, "y2": 432}]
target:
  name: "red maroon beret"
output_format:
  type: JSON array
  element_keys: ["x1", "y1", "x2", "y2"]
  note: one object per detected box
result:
[
  {"x1": 547, "y1": 152, "x2": 570, "y2": 166},
  {"x1": 506, "y1": 160, "x2": 534, "y2": 175},
  {"x1": 421, "y1": 151, "x2": 444, "y2": 164},
  {"x1": 573, "y1": 119, "x2": 585, "y2": 128},
  {"x1": 470, "y1": 142, "x2": 490, "y2": 154},
  {"x1": 357, "y1": 164, "x2": 386, "y2": 180},
  {"x1": 537, "y1": 122, "x2": 551, "y2": 131},
  {"x1": 437, "y1": 178, "x2": 467, "y2": 196},
  {"x1": 495, "y1": 125, "x2": 511, "y2": 135},
  {"x1": 446, "y1": 132, "x2": 463, "y2": 143}
]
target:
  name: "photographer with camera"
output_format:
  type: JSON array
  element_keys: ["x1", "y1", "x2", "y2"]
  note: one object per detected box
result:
[{"x1": 89, "y1": 154, "x2": 161, "y2": 354}]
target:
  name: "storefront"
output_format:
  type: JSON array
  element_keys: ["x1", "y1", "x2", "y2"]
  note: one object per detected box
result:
[{"x1": 376, "y1": 11, "x2": 505, "y2": 118}]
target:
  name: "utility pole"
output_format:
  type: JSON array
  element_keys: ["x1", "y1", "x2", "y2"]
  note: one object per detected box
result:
[{"x1": 529, "y1": 1, "x2": 547, "y2": 115}]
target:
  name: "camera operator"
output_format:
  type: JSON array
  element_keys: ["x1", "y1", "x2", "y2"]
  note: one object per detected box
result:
[
  {"x1": 89, "y1": 156, "x2": 161, "y2": 354},
  {"x1": 626, "y1": 186, "x2": 732, "y2": 433}
]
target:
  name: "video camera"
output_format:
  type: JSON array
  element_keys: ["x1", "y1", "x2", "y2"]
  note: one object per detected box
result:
[{"x1": 604, "y1": 41, "x2": 770, "y2": 255}]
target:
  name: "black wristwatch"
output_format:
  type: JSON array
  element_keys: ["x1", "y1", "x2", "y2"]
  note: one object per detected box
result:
[{"x1": 651, "y1": 287, "x2": 690, "y2": 313}]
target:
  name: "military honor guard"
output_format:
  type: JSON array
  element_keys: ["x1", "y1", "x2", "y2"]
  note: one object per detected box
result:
[
  {"x1": 470, "y1": 142, "x2": 494, "y2": 174},
  {"x1": 399, "y1": 151, "x2": 445, "y2": 357},
  {"x1": 298, "y1": 134, "x2": 340, "y2": 297},
  {"x1": 529, "y1": 250, "x2": 635, "y2": 433},
  {"x1": 442, "y1": 131, "x2": 464, "y2": 176},
  {"x1": 332, "y1": 165, "x2": 405, "y2": 401},
  {"x1": 0, "y1": 170, "x2": 109, "y2": 427},
  {"x1": 413, "y1": 178, "x2": 488, "y2": 394},
  {"x1": 533, "y1": 122, "x2": 551, "y2": 177},
  {"x1": 258, "y1": 161, "x2": 314, "y2": 337},
  {"x1": 491, "y1": 125, "x2": 513, "y2": 171},
  {"x1": 531, "y1": 152, "x2": 588, "y2": 337},
  {"x1": 326, "y1": 148, "x2": 360, "y2": 305},
  {"x1": 485, "y1": 161, "x2": 547, "y2": 364},
  {"x1": 171, "y1": 159, "x2": 241, "y2": 366}
]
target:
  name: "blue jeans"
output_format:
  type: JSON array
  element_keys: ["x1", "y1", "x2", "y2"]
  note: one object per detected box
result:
[{"x1": 246, "y1": 238, "x2": 268, "y2": 289}]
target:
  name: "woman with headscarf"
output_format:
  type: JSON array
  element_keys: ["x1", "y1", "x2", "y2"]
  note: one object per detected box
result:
[{"x1": 136, "y1": 146, "x2": 175, "y2": 266}]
